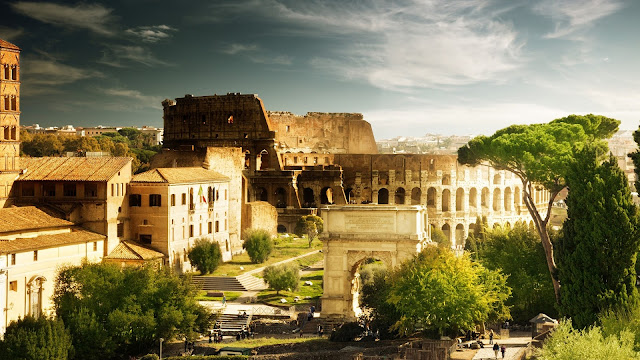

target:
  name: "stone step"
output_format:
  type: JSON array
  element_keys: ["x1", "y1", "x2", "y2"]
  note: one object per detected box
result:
[
  {"x1": 237, "y1": 274, "x2": 267, "y2": 291},
  {"x1": 193, "y1": 276, "x2": 247, "y2": 292}
]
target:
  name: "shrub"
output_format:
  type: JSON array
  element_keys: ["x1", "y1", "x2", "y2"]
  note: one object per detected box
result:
[
  {"x1": 330, "y1": 322, "x2": 364, "y2": 342},
  {"x1": 263, "y1": 263, "x2": 300, "y2": 294},
  {"x1": 139, "y1": 354, "x2": 159, "y2": 360},
  {"x1": 0, "y1": 315, "x2": 73, "y2": 360},
  {"x1": 294, "y1": 215, "x2": 323, "y2": 248},
  {"x1": 188, "y1": 238, "x2": 223, "y2": 274},
  {"x1": 243, "y1": 229, "x2": 274, "y2": 263}
]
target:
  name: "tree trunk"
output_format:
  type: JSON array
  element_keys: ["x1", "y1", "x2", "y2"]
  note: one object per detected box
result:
[{"x1": 521, "y1": 179, "x2": 561, "y2": 304}]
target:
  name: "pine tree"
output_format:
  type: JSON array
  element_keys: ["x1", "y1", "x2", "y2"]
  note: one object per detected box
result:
[{"x1": 557, "y1": 145, "x2": 639, "y2": 328}]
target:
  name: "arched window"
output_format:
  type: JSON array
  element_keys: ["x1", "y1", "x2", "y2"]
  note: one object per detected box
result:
[
  {"x1": 469, "y1": 188, "x2": 477, "y2": 208},
  {"x1": 302, "y1": 188, "x2": 315, "y2": 207},
  {"x1": 28, "y1": 276, "x2": 46, "y2": 318},
  {"x1": 258, "y1": 149, "x2": 270, "y2": 170},
  {"x1": 493, "y1": 188, "x2": 501, "y2": 211},
  {"x1": 427, "y1": 187, "x2": 436, "y2": 207},
  {"x1": 441, "y1": 223, "x2": 451, "y2": 242},
  {"x1": 455, "y1": 224, "x2": 465, "y2": 247},
  {"x1": 442, "y1": 189, "x2": 450, "y2": 212},
  {"x1": 456, "y1": 188, "x2": 464, "y2": 211},
  {"x1": 275, "y1": 187, "x2": 286, "y2": 208},
  {"x1": 411, "y1": 187, "x2": 421, "y2": 205},
  {"x1": 321, "y1": 187, "x2": 334, "y2": 204},
  {"x1": 378, "y1": 188, "x2": 389, "y2": 204},
  {"x1": 481, "y1": 187, "x2": 489, "y2": 209},
  {"x1": 394, "y1": 187, "x2": 405, "y2": 205},
  {"x1": 442, "y1": 174, "x2": 451, "y2": 185},
  {"x1": 257, "y1": 187, "x2": 268, "y2": 202},
  {"x1": 504, "y1": 188, "x2": 512, "y2": 211}
]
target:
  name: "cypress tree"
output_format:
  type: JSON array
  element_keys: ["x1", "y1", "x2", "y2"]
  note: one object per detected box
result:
[{"x1": 558, "y1": 145, "x2": 639, "y2": 328}]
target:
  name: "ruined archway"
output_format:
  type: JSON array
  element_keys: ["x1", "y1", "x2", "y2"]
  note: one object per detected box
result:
[
  {"x1": 321, "y1": 187, "x2": 334, "y2": 204},
  {"x1": 302, "y1": 188, "x2": 315, "y2": 207},
  {"x1": 469, "y1": 187, "x2": 478, "y2": 208},
  {"x1": 442, "y1": 189, "x2": 451, "y2": 212},
  {"x1": 411, "y1": 187, "x2": 421, "y2": 205},
  {"x1": 275, "y1": 187, "x2": 287, "y2": 208},
  {"x1": 481, "y1": 187, "x2": 489, "y2": 209},
  {"x1": 456, "y1": 188, "x2": 465, "y2": 211},
  {"x1": 504, "y1": 187, "x2": 512, "y2": 212},
  {"x1": 350, "y1": 257, "x2": 390, "y2": 318},
  {"x1": 394, "y1": 187, "x2": 405, "y2": 205},
  {"x1": 493, "y1": 188, "x2": 501, "y2": 211},
  {"x1": 455, "y1": 224, "x2": 465, "y2": 248},
  {"x1": 427, "y1": 187, "x2": 436, "y2": 208},
  {"x1": 442, "y1": 223, "x2": 451, "y2": 242},
  {"x1": 257, "y1": 187, "x2": 268, "y2": 202},
  {"x1": 378, "y1": 188, "x2": 389, "y2": 204},
  {"x1": 258, "y1": 149, "x2": 270, "y2": 170}
]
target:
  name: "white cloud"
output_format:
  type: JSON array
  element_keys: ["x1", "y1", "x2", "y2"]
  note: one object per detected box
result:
[
  {"x1": 11, "y1": 2, "x2": 115, "y2": 35},
  {"x1": 98, "y1": 87, "x2": 163, "y2": 110},
  {"x1": 213, "y1": 0, "x2": 524, "y2": 90},
  {"x1": 22, "y1": 58, "x2": 103, "y2": 86},
  {"x1": 221, "y1": 43, "x2": 292, "y2": 65},
  {"x1": 0, "y1": 27, "x2": 24, "y2": 42},
  {"x1": 98, "y1": 45, "x2": 171, "y2": 67},
  {"x1": 534, "y1": 0, "x2": 624, "y2": 39},
  {"x1": 125, "y1": 25, "x2": 177, "y2": 43}
]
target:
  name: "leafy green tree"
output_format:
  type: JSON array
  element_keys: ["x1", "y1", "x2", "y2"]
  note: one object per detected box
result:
[
  {"x1": 294, "y1": 215, "x2": 324, "y2": 248},
  {"x1": 359, "y1": 267, "x2": 402, "y2": 339},
  {"x1": 21, "y1": 133, "x2": 64, "y2": 157},
  {"x1": 557, "y1": 145, "x2": 639, "y2": 328},
  {"x1": 188, "y1": 238, "x2": 223, "y2": 274},
  {"x1": 388, "y1": 246, "x2": 511, "y2": 337},
  {"x1": 474, "y1": 222, "x2": 557, "y2": 323},
  {"x1": 54, "y1": 262, "x2": 213, "y2": 360},
  {"x1": 0, "y1": 316, "x2": 73, "y2": 360},
  {"x1": 263, "y1": 263, "x2": 299, "y2": 294},
  {"x1": 243, "y1": 228, "x2": 274, "y2": 263},
  {"x1": 536, "y1": 320, "x2": 640, "y2": 360},
  {"x1": 430, "y1": 225, "x2": 451, "y2": 248},
  {"x1": 458, "y1": 114, "x2": 620, "y2": 302}
]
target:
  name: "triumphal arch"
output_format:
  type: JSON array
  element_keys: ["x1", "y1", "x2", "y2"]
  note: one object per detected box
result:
[{"x1": 320, "y1": 205, "x2": 430, "y2": 319}]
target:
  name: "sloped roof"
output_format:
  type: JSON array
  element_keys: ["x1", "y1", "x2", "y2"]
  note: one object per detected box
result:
[
  {"x1": 131, "y1": 167, "x2": 229, "y2": 184},
  {"x1": 19, "y1": 157, "x2": 131, "y2": 182},
  {"x1": 530, "y1": 313, "x2": 558, "y2": 324},
  {"x1": 106, "y1": 241, "x2": 165, "y2": 260},
  {"x1": 0, "y1": 39, "x2": 20, "y2": 50},
  {"x1": 0, "y1": 206, "x2": 72, "y2": 233},
  {"x1": 0, "y1": 228, "x2": 104, "y2": 254}
]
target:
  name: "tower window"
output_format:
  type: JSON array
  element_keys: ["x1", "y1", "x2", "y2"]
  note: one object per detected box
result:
[{"x1": 11, "y1": 66, "x2": 17, "y2": 80}]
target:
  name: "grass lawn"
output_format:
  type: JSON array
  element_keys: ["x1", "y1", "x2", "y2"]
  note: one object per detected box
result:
[
  {"x1": 257, "y1": 270, "x2": 323, "y2": 306},
  {"x1": 195, "y1": 291, "x2": 242, "y2": 302},
  {"x1": 210, "y1": 236, "x2": 322, "y2": 277},
  {"x1": 226, "y1": 336, "x2": 328, "y2": 348}
]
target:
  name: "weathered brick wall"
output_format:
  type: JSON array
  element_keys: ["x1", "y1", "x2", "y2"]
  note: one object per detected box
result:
[{"x1": 242, "y1": 201, "x2": 278, "y2": 236}]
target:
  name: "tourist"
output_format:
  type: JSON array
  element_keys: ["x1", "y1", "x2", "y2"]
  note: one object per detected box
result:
[
  {"x1": 489, "y1": 329, "x2": 494, "y2": 344},
  {"x1": 501, "y1": 345, "x2": 506, "y2": 358},
  {"x1": 222, "y1": 294, "x2": 226, "y2": 305},
  {"x1": 493, "y1": 343, "x2": 499, "y2": 359}
]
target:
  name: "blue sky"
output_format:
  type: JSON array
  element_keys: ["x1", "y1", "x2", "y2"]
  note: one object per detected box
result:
[{"x1": 1, "y1": 0, "x2": 639, "y2": 139}]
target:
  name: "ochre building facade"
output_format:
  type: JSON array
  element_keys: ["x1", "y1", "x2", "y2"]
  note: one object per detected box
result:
[{"x1": 0, "y1": 39, "x2": 20, "y2": 206}]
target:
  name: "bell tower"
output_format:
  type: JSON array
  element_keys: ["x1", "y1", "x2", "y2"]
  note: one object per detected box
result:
[{"x1": 0, "y1": 39, "x2": 20, "y2": 207}]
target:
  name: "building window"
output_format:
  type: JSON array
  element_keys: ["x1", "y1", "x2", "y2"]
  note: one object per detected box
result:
[
  {"x1": 10, "y1": 253, "x2": 15, "y2": 265},
  {"x1": 171, "y1": 194, "x2": 176, "y2": 206},
  {"x1": 208, "y1": 186, "x2": 214, "y2": 203},
  {"x1": 140, "y1": 234, "x2": 152, "y2": 244},
  {"x1": 225, "y1": 219, "x2": 227, "y2": 231},
  {"x1": 189, "y1": 225, "x2": 194, "y2": 237},
  {"x1": 129, "y1": 194, "x2": 142, "y2": 207},
  {"x1": 85, "y1": 183, "x2": 98, "y2": 197},
  {"x1": 11, "y1": 66, "x2": 17, "y2": 81},
  {"x1": 285, "y1": 125, "x2": 290, "y2": 132},
  {"x1": 63, "y1": 183, "x2": 77, "y2": 197},
  {"x1": 21, "y1": 183, "x2": 35, "y2": 197},
  {"x1": 182, "y1": 193, "x2": 187, "y2": 205},
  {"x1": 183, "y1": 249, "x2": 188, "y2": 262},
  {"x1": 93, "y1": 242, "x2": 98, "y2": 251},
  {"x1": 33, "y1": 250, "x2": 38, "y2": 261},
  {"x1": 111, "y1": 184, "x2": 115, "y2": 196},
  {"x1": 208, "y1": 222, "x2": 212, "y2": 234},
  {"x1": 117, "y1": 222, "x2": 124, "y2": 237},
  {"x1": 215, "y1": 221, "x2": 219, "y2": 233},
  {"x1": 9, "y1": 281, "x2": 17, "y2": 291},
  {"x1": 199, "y1": 223, "x2": 202, "y2": 235},
  {"x1": 3, "y1": 66, "x2": 8, "y2": 80},
  {"x1": 216, "y1": 190, "x2": 219, "y2": 201},
  {"x1": 149, "y1": 194, "x2": 161, "y2": 207},
  {"x1": 225, "y1": 189, "x2": 227, "y2": 200},
  {"x1": 43, "y1": 183, "x2": 55, "y2": 197}
]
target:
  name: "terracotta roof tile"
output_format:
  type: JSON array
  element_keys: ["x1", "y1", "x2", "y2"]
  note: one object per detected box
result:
[
  {"x1": 106, "y1": 241, "x2": 165, "y2": 260},
  {"x1": 19, "y1": 157, "x2": 131, "y2": 182},
  {"x1": 0, "y1": 206, "x2": 72, "y2": 233},
  {"x1": 131, "y1": 167, "x2": 229, "y2": 184},
  {"x1": 0, "y1": 39, "x2": 20, "y2": 50},
  {"x1": 0, "y1": 228, "x2": 105, "y2": 254}
]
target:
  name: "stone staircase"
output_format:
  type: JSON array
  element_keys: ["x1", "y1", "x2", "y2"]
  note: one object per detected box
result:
[
  {"x1": 192, "y1": 274, "x2": 266, "y2": 292},
  {"x1": 300, "y1": 316, "x2": 342, "y2": 336},
  {"x1": 216, "y1": 313, "x2": 252, "y2": 336}
]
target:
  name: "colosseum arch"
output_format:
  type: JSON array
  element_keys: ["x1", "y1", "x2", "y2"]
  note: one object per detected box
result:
[
  {"x1": 257, "y1": 149, "x2": 270, "y2": 170},
  {"x1": 442, "y1": 223, "x2": 451, "y2": 242},
  {"x1": 321, "y1": 187, "x2": 334, "y2": 204},
  {"x1": 302, "y1": 188, "x2": 315, "y2": 207},
  {"x1": 345, "y1": 187, "x2": 354, "y2": 203},
  {"x1": 493, "y1": 188, "x2": 501, "y2": 211},
  {"x1": 378, "y1": 188, "x2": 389, "y2": 204},
  {"x1": 244, "y1": 150, "x2": 251, "y2": 170},
  {"x1": 361, "y1": 187, "x2": 372, "y2": 204},
  {"x1": 493, "y1": 173, "x2": 501, "y2": 185},
  {"x1": 427, "y1": 187, "x2": 437, "y2": 207},
  {"x1": 395, "y1": 187, "x2": 405, "y2": 205},
  {"x1": 514, "y1": 186, "x2": 522, "y2": 212},
  {"x1": 257, "y1": 187, "x2": 268, "y2": 202},
  {"x1": 469, "y1": 188, "x2": 478, "y2": 209},
  {"x1": 442, "y1": 189, "x2": 451, "y2": 212},
  {"x1": 481, "y1": 187, "x2": 489, "y2": 209},
  {"x1": 455, "y1": 224, "x2": 465, "y2": 247},
  {"x1": 456, "y1": 188, "x2": 465, "y2": 211},
  {"x1": 411, "y1": 187, "x2": 421, "y2": 205},
  {"x1": 442, "y1": 174, "x2": 451, "y2": 185},
  {"x1": 275, "y1": 187, "x2": 286, "y2": 208},
  {"x1": 504, "y1": 187, "x2": 512, "y2": 211}
]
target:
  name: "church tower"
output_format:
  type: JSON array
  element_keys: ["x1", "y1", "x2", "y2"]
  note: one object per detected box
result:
[{"x1": 0, "y1": 39, "x2": 20, "y2": 207}]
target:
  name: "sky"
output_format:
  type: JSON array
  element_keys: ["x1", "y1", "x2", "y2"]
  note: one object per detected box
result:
[{"x1": 1, "y1": 0, "x2": 639, "y2": 139}]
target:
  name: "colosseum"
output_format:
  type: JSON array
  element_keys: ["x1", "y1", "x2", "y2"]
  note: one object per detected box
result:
[{"x1": 161, "y1": 93, "x2": 544, "y2": 248}]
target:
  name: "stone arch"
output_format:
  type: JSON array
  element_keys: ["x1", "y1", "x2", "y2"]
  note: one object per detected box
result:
[
  {"x1": 493, "y1": 173, "x2": 501, "y2": 185},
  {"x1": 277, "y1": 224, "x2": 287, "y2": 233},
  {"x1": 468, "y1": 222, "x2": 476, "y2": 235},
  {"x1": 469, "y1": 187, "x2": 477, "y2": 208},
  {"x1": 257, "y1": 149, "x2": 270, "y2": 170},
  {"x1": 321, "y1": 187, "x2": 334, "y2": 204},
  {"x1": 346, "y1": 251, "x2": 394, "y2": 318},
  {"x1": 345, "y1": 187, "x2": 354, "y2": 204},
  {"x1": 504, "y1": 187, "x2": 512, "y2": 212},
  {"x1": 257, "y1": 187, "x2": 268, "y2": 202},
  {"x1": 361, "y1": 187, "x2": 372, "y2": 204},
  {"x1": 378, "y1": 188, "x2": 389, "y2": 204},
  {"x1": 411, "y1": 187, "x2": 421, "y2": 205},
  {"x1": 275, "y1": 187, "x2": 286, "y2": 208},
  {"x1": 442, "y1": 189, "x2": 450, "y2": 212},
  {"x1": 493, "y1": 188, "x2": 501, "y2": 211},
  {"x1": 442, "y1": 174, "x2": 451, "y2": 185},
  {"x1": 302, "y1": 188, "x2": 315, "y2": 207},
  {"x1": 515, "y1": 186, "x2": 522, "y2": 212},
  {"x1": 442, "y1": 223, "x2": 451, "y2": 242},
  {"x1": 395, "y1": 187, "x2": 405, "y2": 205},
  {"x1": 456, "y1": 187, "x2": 465, "y2": 211},
  {"x1": 481, "y1": 187, "x2": 489, "y2": 209},
  {"x1": 427, "y1": 187, "x2": 436, "y2": 207},
  {"x1": 378, "y1": 171, "x2": 389, "y2": 185},
  {"x1": 455, "y1": 224, "x2": 465, "y2": 247}
]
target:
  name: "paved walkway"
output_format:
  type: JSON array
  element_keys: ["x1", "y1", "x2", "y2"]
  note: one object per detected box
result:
[{"x1": 472, "y1": 334, "x2": 531, "y2": 360}]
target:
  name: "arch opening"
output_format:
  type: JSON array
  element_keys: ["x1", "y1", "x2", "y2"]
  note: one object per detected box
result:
[
  {"x1": 411, "y1": 187, "x2": 421, "y2": 205},
  {"x1": 395, "y1": 187, "x2": 405, "y2": 205},
  {"x1": 378, "y1": 188, "x2": 389, "y2": 204}
]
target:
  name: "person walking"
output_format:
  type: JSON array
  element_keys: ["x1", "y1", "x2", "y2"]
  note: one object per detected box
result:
[
  {"x1": 501, "y1": 345, "x2": 506, "y2": 358},
  {"x1": 489, "y1": 329, "x2": 494, "y2": 344},
  {"x1": 493, "y1": 343, "x2": 500, "y2": 359}
]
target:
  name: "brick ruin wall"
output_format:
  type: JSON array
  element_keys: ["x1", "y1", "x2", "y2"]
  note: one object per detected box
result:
[{"x1": 241, "y1": 200, "x2": 278, "y2": 236}]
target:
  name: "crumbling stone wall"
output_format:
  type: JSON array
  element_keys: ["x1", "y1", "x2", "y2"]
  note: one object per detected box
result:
[{"x1": 242, "y1": 201, "x2": 278, "y2": 236}]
